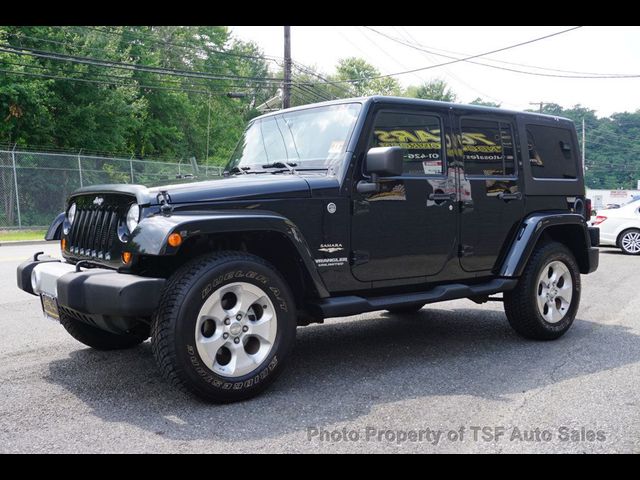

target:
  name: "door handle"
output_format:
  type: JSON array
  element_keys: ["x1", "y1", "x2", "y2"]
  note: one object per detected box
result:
[
  {"x1": 498, "y1": 192, "x2": 522, "y2": 202},
  {"x1": 429, "y1": 192, "x2": 456, "y2": 202}
]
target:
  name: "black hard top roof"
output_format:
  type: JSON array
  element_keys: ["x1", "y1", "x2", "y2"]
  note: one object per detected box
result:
[{"x1": 255, "y1": 95, "x2": 575, "y2": 125}]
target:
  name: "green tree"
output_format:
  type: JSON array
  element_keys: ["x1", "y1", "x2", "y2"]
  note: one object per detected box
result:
[
  {"x1": 405, "y1": 79, "x2": 457, "y2": 102},
  {"x1": 470, "y1": 97, "x2": 501, "y2": 108},
  {"x1": 335, "y1": 57, "x2": 401, "y2": 97}
]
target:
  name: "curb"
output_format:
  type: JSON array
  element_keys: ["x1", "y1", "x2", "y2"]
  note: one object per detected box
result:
[{"x1": 0, "y1": 240, "x2": 51, "y2": 247}]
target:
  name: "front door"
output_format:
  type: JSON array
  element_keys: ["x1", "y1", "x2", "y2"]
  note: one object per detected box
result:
[
  {"x1": 350, "y1": 108, "x2": 458, "y2": 282},
  {"x1": 453, "y1": 112, "x2": 525, "y2": 272}
]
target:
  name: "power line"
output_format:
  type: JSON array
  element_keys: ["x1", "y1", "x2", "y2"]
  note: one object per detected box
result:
[
  {"x1": 74, "y1": 26, "x2": 283, "y2": 62},
  {"x1": 0, "y1": 43, "x2": 287, "y2": 85},
  {"x1": 362, "y1": 26, "x2": 640, "y2": 79},
  {"x1": 0, "y1": 68, "x2": 257, "y2": 96},
  {"x1": 2, "y1": 30, "x2": 244, "y2": 77},
  {"x1": 0, "y1": 58, "x2": 270, "y2": 93},
  {"x1": 377, "y1": 27, "x2": 635, "y2": 77},
  {"x1": 291, "y1": 61, "x2": 353, "y2": 97},
  {"x1": 322, "y1": 26, "x2": 586, "y2": 84},
  {"x1": 388, "y1": 26, "x2": 507, "y2": 106},
  {"x1": 295, "y1": 83, "x2": 333, "y2": 102},
  {"x1": 356, "y1": 26, "x2": 424, "y2": 84},
  {"x1": 291, "y1": 86, "x2": 320, "y2": 105}
]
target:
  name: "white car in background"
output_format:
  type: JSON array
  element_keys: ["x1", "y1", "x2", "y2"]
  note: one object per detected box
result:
[{"x1": 591, "y1": 199, "x2": 640, "y2": 255}]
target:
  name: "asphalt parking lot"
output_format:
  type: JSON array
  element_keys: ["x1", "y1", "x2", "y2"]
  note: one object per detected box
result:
[{"x1": 0, "y1": 243, "x2": 638, "y2": 453}]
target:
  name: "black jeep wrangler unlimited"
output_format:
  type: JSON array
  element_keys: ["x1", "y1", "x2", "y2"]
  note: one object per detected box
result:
[{"x1": 18, "y1": 97, "x2": 599, "y2": 403}]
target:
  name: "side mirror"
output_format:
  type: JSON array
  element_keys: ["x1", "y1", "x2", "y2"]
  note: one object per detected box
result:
[
  {"x1": 357, "y1": 147, "x2": 404, "y2": 194},
  {"x1": 365, "y1": 147, "x2": 403, "y2": 177}
]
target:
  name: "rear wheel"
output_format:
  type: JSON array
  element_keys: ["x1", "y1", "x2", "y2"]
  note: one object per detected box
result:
[
  {"x1": 504, "y1": 242, "x2": 581, "y2": 340},
  {"x1": 618, "y1": 228, "x2": 640, "y2": 255},
  {"x1": 60, "y1": 314, "x2": 148, "y2": 350},
  {"x1": 151, "y1": 251, "x2": 297, "y2": 403}
]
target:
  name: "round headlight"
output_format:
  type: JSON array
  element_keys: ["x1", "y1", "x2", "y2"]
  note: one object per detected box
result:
[
  {"x1": 126, "y1": 204, "x2": 140, "y2": 233},
  {"x1": 67, "y1": 203, "x2": 77, "y2": 225}
]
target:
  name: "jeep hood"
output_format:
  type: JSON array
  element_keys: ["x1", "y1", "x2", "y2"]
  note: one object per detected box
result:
[{"x1": 71, "y1": 175, "x2": 312, "y2": 206}]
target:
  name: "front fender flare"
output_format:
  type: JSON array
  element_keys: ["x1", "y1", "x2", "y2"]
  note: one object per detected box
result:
[
  {"x1": 128, "y1": 210, "x2": 329, "y2": 298},
  {"x1": 45, "y1": 212, "x2": 65, "y2": 241}
]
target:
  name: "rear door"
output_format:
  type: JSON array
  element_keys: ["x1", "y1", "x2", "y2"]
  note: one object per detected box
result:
[{"x1": 453, "y1": 112, "x2": 525, "y2": 272}]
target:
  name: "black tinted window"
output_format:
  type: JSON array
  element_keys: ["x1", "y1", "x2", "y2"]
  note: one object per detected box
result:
[
  {"x1": 527, "y1": 125, "x2": 578, "y2": 179},
  {"x1": 371, "y1": 112, "x2": 445, "y2": 176},
  {"x1": 461, "y1": 118, "x2": 516, "y2": 176}
]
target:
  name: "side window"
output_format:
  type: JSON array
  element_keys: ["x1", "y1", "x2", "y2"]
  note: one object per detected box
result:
[
  {"x1": 460, "y1": 118, "x2": 516, "y2": 177},
  {"x1": 371, "y1": 112, "x2": 445, "y2": 176},
  {"x1": 527, "y1": 124, "x2": 578, "y2": 180}
]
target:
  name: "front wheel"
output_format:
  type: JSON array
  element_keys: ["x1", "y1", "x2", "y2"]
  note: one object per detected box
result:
[
  {"x1": 504, "y1": 242, "x2": 581, "y2": 340},
  {"x1": 151, "y1": 252, "x2": 297, "y2": 403}
]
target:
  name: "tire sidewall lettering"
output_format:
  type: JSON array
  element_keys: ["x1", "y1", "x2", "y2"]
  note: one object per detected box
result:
[{"x1": 179, "y1": 262, "x2": 292, "y2": 394}]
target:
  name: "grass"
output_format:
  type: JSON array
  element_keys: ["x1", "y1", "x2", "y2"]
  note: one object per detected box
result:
[{"x1": 0, "y1": 229, "x2": 47, "y2": 242}]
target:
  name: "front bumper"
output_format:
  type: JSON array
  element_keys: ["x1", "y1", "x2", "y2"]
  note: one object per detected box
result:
[{"x1": 17, "y1": 256, "x2": 165, "y2": 334}]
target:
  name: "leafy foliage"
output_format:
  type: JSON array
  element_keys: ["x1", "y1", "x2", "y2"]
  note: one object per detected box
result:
[
  {"x1": 335, "y1": 57, "x2": 401, "y2": 97},
  {"x1": 0, "y1": 26, "x2": 273, "y2": 165},
  {"x1": 404, "y1": 79, "x2": 457, "y2": 102},
  {"x1": 0, "y1": 27, "x2": 638, "y2": 191}
]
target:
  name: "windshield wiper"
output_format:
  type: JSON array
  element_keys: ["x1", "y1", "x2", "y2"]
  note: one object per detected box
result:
[
  {"x1": 261, "y1": 161, "x2": 298, "y2": 174},
  {"x1": 229, "y1": 166, "x2": 250, "y2": 175},
  {"x1": 228, "y1": 166, "x2": 270, "y2": 176}
]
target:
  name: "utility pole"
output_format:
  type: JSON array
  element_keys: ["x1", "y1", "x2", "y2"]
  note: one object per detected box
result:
[
  {"x1": 11, "y1": 144, "x2": 21, "y2": 228},
  {"x1": 582, "y1": 117, "x2": 586, "y2": 173},
  {"x1": 205, "y1": 92, "x2": 212, "y2": 163},
  {"x1": 77, "y1": 149, "x2": 83, "y2": 188},
  {"x1": 529, "y1": 101, "x2": 550, "y2": 114},
  {"x1": 283, "y1": 26, "x2": 292, "y2": 110}
]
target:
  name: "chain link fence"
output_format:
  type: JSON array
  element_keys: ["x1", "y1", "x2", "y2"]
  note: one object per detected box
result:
[{"x1": 0, "y1": 149, "x2": 223, "y2": 228}]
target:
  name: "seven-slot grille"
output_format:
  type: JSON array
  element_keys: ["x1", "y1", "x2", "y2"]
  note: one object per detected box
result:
[{"x1": 67, "y1": 197, "x2": 127, "y2": 260}]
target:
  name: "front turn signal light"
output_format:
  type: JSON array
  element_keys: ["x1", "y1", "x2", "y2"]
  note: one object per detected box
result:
[
  {"x1": 122, "y1": 252, "x2": 133, "y2": 264},
  {"x1": 61, "y1": 238, "x2": 67, "y2": 251},
  {"x1": 167, "y1": 233, "x2": 183, "y2": 248}
]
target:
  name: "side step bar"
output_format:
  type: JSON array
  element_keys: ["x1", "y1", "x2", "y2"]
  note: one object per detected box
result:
[{"x1": 310, "y1": 278, "x2": 518, "y2": 319}]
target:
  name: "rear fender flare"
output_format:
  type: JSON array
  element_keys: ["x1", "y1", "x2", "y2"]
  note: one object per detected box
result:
[{"x1": 499, "y1": 212, "x2": 592, "y2": 277}]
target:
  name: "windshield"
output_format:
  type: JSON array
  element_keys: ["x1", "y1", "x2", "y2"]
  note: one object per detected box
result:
[{"x1": 226, "y1": 103, "x2": 361, "y2": 174}]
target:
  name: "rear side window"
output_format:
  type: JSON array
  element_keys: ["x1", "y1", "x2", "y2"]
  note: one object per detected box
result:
[
  {"x1": 527, "y1": 125, "x2": 578, "y2": 180},
  {"x1": 371, "y1": 112, "x2": 445, "y2": 176},
  {"x1": 460, "y1": 118, "x2": 516, "y2": 177}
]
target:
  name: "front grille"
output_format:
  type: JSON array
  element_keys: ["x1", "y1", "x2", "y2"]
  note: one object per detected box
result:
[{"x1": 67, "y1": 195, "x2": 131, "y2": 260}]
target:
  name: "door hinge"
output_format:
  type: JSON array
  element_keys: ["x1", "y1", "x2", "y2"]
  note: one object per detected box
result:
[
  {"x1": 458, "y1": 244, "x2": 474, "y2": 257},
  {"x1": 351, "y1": 250, "x2": 370, "y2": 266}
]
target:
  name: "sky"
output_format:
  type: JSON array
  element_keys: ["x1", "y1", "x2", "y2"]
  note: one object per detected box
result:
[{"x1": 229, "y1": 26, "x2": 640, "y2": 117}]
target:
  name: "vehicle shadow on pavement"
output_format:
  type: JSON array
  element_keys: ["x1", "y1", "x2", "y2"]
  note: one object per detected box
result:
[
  {"x1": 599, "y1": 250, "x2": 627, "y2": 256},
  {"x1": 45, "y1": 307, "x2": 640, "y2": 442}
]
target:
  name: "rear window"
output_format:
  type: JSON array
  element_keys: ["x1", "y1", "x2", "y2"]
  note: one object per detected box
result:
[{"x1": 527, "y1": 125, "x2": 578, "y2": 180}]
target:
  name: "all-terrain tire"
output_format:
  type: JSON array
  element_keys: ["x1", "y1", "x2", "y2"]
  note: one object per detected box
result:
[
  {"x1": 504, "y1": 242, "x2": 581, "y2": 341},
  {"x1": 151, "y1": 251, "x2": 297, "y2": 403}
]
